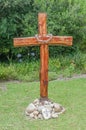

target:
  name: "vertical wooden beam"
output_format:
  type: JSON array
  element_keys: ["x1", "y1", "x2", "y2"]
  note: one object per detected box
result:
[
  {"x1": 38, "y1": 13, "x2": 49, "y2": 99},
  {"x1": 40, "y1": 45, "x2": 48, "y2": 99},
  {"x1": 38, "y1": 13, "x2": 47, "y2": 36},
  {"x1": 44, "y1": 44, "x2": 49, "y2": 97}
]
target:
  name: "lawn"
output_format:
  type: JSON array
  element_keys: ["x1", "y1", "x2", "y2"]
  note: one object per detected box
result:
[{"x1": 0, "y1": 78, "x2": 86, "y2": 130}]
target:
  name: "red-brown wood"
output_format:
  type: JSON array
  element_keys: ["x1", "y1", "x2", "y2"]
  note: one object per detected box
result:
[
  {"x1": 14, "y1": 36, "x2": 73, "y2": 47},
  {"x1": 38, "y1": 13, "x2": 47, "y2": 36},
  {"x1": 38, "y1": 13, "x2": 48, "y2": 99},
  {"x1": 40, "y1": 44, "x2": 48, "y2": 98},
  {"x1": 44, "y1": 44, "x2": 48, "y2": 98},
  {"x1": 13, "y1": 13, "x2": 73, "y2": 100}
]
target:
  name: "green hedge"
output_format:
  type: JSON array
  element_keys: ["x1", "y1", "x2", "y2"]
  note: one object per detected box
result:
[
  {"x1": 0, "y1": 53, "x2": 86, "y2": 81},
  {"x1": 0, "y1": 0, "x2": 86, "y2": 62}
]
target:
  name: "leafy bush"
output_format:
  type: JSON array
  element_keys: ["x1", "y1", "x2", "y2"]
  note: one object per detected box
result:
[
  {"x1": 73, "y1": 52, "x2": 86, "y2": 72},
  {"x1": 0, "y1": 52, "x2": 86, "y2": 81},
  {"x1": 0, "y1": 64, "x2": 17, "y2": 80},
  {"x1": 48, "y1": 0, "x2": 86, "y2": 55},
  {"x1": 0, "y1": 0, "x2": 86, "y2": 61}
]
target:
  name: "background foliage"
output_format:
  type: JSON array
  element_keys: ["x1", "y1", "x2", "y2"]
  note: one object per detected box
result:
[
  {"x1": 0, "y1": 0, "x2": 86, "y2": 62},
  {"x1": 0, "y1": 0, "x2": 86, "y2": 81}
]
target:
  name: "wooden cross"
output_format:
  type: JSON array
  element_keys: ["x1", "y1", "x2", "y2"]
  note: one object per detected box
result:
[{"x1": 14, "y1": 13, "x2": 73, "y2": 100}]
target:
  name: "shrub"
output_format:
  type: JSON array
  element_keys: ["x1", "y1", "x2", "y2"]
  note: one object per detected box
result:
[
  {"x1": 0, "y1": 52, "x2": 86, "y2": 81},
  {"x1": 0, "y1": 64, "x2": 17, "y2": 80},
  {"x1": 0, "y1": 0, "x2": 86, "y2": 61}
]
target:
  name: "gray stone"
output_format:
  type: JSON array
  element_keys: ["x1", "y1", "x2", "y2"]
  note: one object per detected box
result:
[
  {"x1": 44, "y1": 105, "x2": 52, "y2": 112},
  {"x1": 62, "y1": 107, "x2": 66, "y2": 113},
  {"x1": 34, "y1": 104, "x2": 39, "y2": 108},
  {"x1": 26, "y1": 103, "x2": 36, "y2": 113},
  {"x1": 42, "y1": 108, "x2": 51, "y2": 120},
  {"x1": 53, "y1": 103, "x2": 62, "y2": 112},
  {"x1": 52, "y1": 113, "x2": 58, "y2": 118},
  {"x1": 33, "y1": 99, "x2": 39, "y2": 104},
  {"x1": 37, "y1": 106, "x2": 45, "y2": 113},
  {"x1": 50, "y1": 103, "x2": 54, "y2": 108},
  {"x1": 25, "y1": 111, "x2": 30, "y2": 116},
  {"x1": 33, "y1": 110, "x2": 39, "y2": 116},
  {"x1": 58, "y1": 107, "x2": 66, "y2": 115},
  {"x1": 25, "y1": 99, "x2": 65, "y2": 120},
  {"x1": 44, "y1": 101, "x2": 49, "y2": 105},
  {"x1": 38, "y1": 114, "x2": 43, "y2": 119},
  {"x1": 34, "y1": 115, "x2": 38, "y2": 119},
  {"x1": 52, "y1": 108, "x2": 55, "y2": 112},
  {"x1": 29, "y1": 113, "x2": 34, "y2": 118}
]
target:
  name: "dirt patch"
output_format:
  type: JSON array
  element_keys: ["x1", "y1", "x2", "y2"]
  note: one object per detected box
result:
[
  {"x1": 0, "y1": 84, "x2": 7, "y2": 91},
  {"x1": 0, "y1": 80, "x2": 20, "y2": 91},
  {"x1": 56, "y1": 74, "x2": 86, "y2": 81},
  {"x1": 0, "y1": 74, "x2": 86, "y2": 87}
]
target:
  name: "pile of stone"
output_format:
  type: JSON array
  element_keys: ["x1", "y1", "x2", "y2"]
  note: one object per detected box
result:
[{"x1": 25, "y1": 99, "x2": 65, "y2": 120}]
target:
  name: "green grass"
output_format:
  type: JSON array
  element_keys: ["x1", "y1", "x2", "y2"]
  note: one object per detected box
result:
[{"x1": 0, "y1": 78, "x2": 86, "y2": 130}]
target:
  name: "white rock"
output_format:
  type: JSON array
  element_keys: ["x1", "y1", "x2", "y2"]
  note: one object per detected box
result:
[
  {"x1": 48, "y1": 102, "x2": 52, "y2": 106},
  {"x1": 34, "y1": 104, "x2": 39, "y2": 107},
  {"x1": 52, "y1": 113, "x2": 58, "y2": 118},
  {"x1": 38, "y1": 114, "x2": 43, "y2": 119},
  {"x1": 25, "y1": 111, "x2": 30, "y2": 116},
  {"x1": 33, "y1": 110, "x2": 39, "y2": 116},
  {"x1": 62, "y1": 107, "x2": 66, "y2": 113},
  {"x1": 44, "y1": 105, "x2": 52, "y2": 112},
  {"x1": 50, "y1": 103, "x2": 54, "y2": 108},
  {"x1": 53, "y1": 103, "x2": 62, "y2": 112},
  {"x1": 29, "y1": 113, "x2": 34, "y2": 118},
  {"x1": 52, "y1": 108, "x2": 55, "y2": 112},
  {"x1": 26, "y1": 103, "x2": 36, "y2": 113},
  {"x1": 25, "y1": 100, "x2": 65, "y2": 120},
  {"x1": 42, "y1": 108, "x2": 51, "y2": 120},
  {"x1": 58, "y1": 107, "x2": 66, "y2": 115},
  {"x1": 44, "y1": 101, "x2": 49, "y2": 105},
  {"x1": 33, "y1": 99, "x2": 39, "y2": 104},
  {"x1": 34, "y1": 115, "x2": 38, "y2": 119},
  {"x1": 38, "y1": 106, "x2": 45, "y2": 113}
]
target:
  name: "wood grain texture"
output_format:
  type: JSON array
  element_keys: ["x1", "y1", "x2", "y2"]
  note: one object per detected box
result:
[
  {"x1": 40, "y1": 45, "x2": 48, "y2": 98},
  {"x1": 40, "y1": 44, "x2": 48, "y2": 98},
  {"x1": 38, "y1": 13, "x2": 47, "y2": 36},
  {"x1": 39, "y1": 13, "x2": 48, "y2": 98},
  {"x1": 14, "y1": 36, "x2": 73, "y2": 47}
]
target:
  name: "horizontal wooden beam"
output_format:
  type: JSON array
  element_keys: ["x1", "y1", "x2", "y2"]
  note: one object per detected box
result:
[
  {"x1": 14, "y1": 36, "x2": 73, "y2": 47},
  {"x1": 14, "y1": 37, "x2": 37, "y2": 47},
  {"x1": 50, "y1": 36, "x2": 73, "y2": 46}
]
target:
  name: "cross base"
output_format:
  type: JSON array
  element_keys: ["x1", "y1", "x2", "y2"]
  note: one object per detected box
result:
[
  {"x1": 39, "y1": 97, "x2": 50, "y2": 102},
  {"x1": 25, "y1": 98, "x2": 65, "y2": 120}
]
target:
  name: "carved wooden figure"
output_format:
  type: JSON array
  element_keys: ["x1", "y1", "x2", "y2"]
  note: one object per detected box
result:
[{"x1": 14, "y1": 13, "x2": 73, "y2": 100}]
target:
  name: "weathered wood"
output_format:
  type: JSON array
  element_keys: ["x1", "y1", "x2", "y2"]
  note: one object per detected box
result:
[
  {"x1": 39, "y1": 13, "x2": 48, "y2": 98},
  {"x1": 38, "y1": 13, "x2": 47, "y2": 36},
  {"x1": 44, "y1": 44, "x2": 48, "y2": 97},
  {"x1": 40, "y1": 44, "x2": 48, "y2": 98},
  {"x1": 14, "y1": 36, "x2": 72, "y2": 47},
  {"x1": 13, "y1": 13, "x2": 73, "y2": 100}
]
